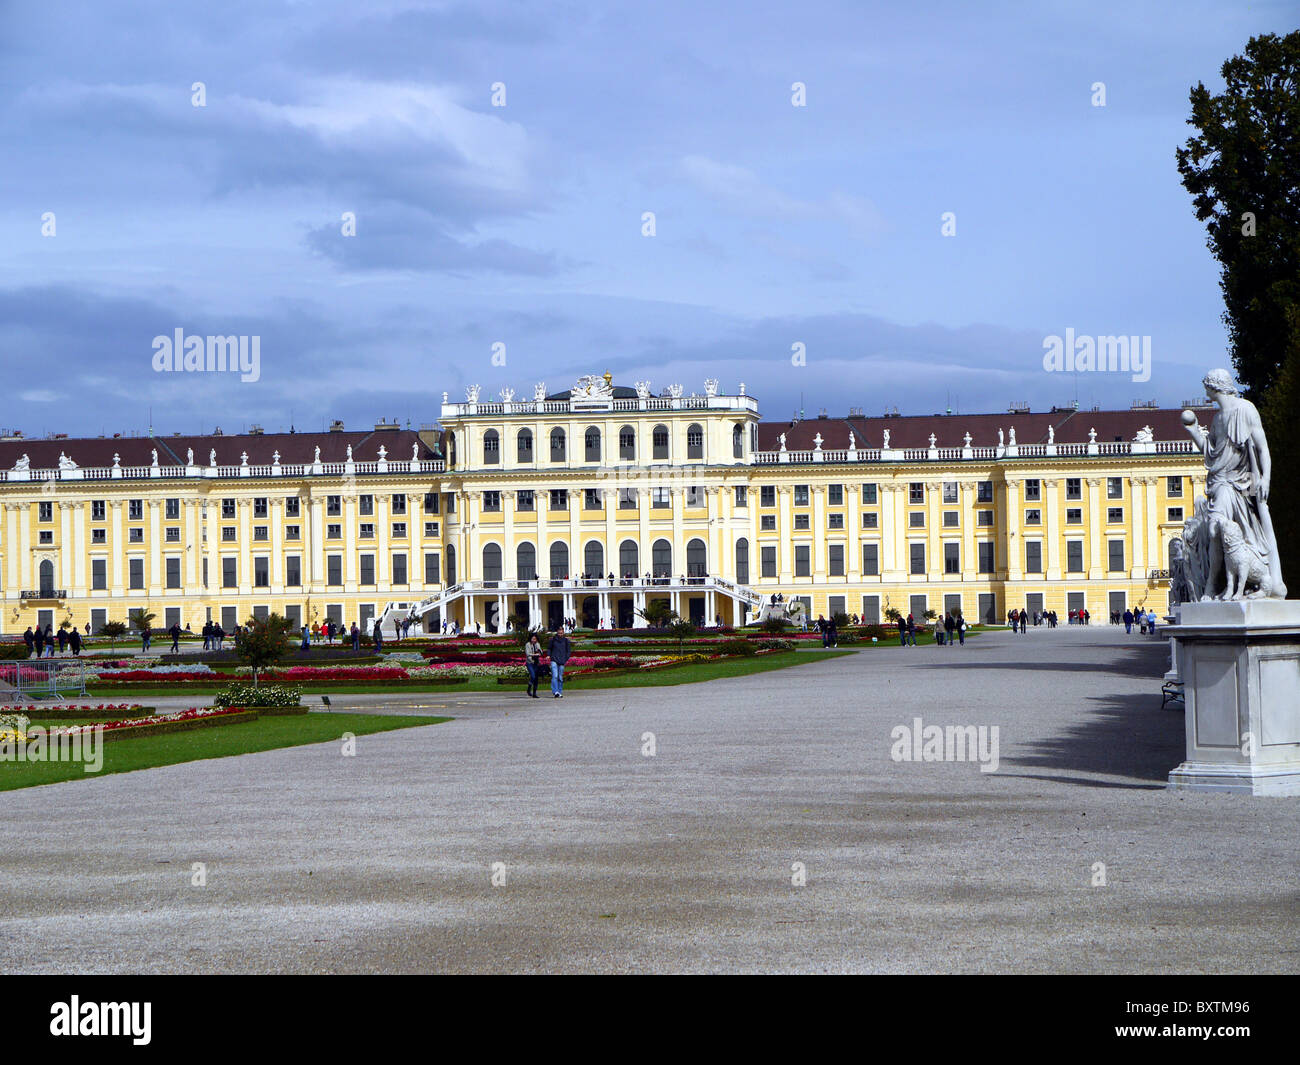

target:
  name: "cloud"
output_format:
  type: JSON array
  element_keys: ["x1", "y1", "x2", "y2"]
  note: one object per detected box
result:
[{"x1": 19, "y1": 390, "x2": 61, "y2": 403}]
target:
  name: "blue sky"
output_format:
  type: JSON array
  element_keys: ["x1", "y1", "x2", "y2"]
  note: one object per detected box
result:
[{"x1": 1, "y1": 0, "x2": 1294, "y2": 437}]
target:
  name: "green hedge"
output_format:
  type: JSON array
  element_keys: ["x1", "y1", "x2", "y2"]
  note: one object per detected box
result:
[{"x1": 213, "y1": 684, "x2": 302, "y2": 708}]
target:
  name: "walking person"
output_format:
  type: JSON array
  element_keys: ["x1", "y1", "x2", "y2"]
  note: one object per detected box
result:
[
  {"x1": 372, "y1": 620, "x2": 384, "y2": 654},
  {"x1": 351, "y1": 622, "x2": 360, "y2": 652},
  {"x1": 57, "y1": 626, "x2": 68, "y2": 655},
  {"x1": 944, "y1": 613, "x2": 955, "y2": 646},
  {"x1": 301, "y1": 625, "x2": 311, "y2": 653},
  {"x1": 524, "y1": 633, "x2": 542, "y2": 698},
  {"x1": 33, "y1": 626, "x2": 45, "y2": 659},
  {"x1": 897, "y1": 615, "x2": 907, "y2": 647},
  {"x1": 44, "y1": 625, "x2": 55, "y2": 657},
  {"x1": 141, "y1": 622, "x2": 151, "y2": 653},
  {"x1": 547, "y1": 625, "x2": 571, "y2": 697},
  {"x1": 957, "y1": 612, "x2": 967, "y2": 645},
  {"x1": 1123, "y1": 608, "x2": 1134, "y2": 634},
  {"x1": 906, "y1": 613, "x2": 917, "y2": 647},
  {"x1": 169, "y1": 622, "x2": 181, "y2": 653},
  {"x1": 23, "y1": 626, "x2": 35, "y2": 658},
  {"x1": 69, "y1": 626, "x2": 82, "y2": 656}
]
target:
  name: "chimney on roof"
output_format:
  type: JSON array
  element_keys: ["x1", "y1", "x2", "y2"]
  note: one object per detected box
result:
[
  {"x1": 213, "y1": 427, "x2": 224, "y2": 436},
  {"x1": 816, "y1": 408, "x2": 828, "y2": 419},
  {"x1": 329, "y1": 420, "x2": 345, "y2": 432},
  {"x1": 1130, "y1": 399, "x2": 1158, "y2": 409},
  {"x1": 249, "y1": 424, "x2": 264, "y2": 435},
  {"x1": 1008, "y1": 402, "x2": 1030, "y2": 414},
  {"x1": 848, "y1": 407, "x2": 863, "y2": 418},
  {"x1": 373, "y1": 418, "x2": 400, "y2": 431}
]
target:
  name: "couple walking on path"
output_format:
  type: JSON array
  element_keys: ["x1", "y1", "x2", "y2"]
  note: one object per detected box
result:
[{"x1": 523, "y1": 627, "x2": 573, "y2": 698}]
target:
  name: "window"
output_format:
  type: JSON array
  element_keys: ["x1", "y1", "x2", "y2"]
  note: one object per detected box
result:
[
  {"x1": 359, "y1": 494, "x2": 374, "y2": 516},
  {"x1": 129, "y1": 499, "x2": 144, "y2": 520},
  {"x1": 550, "y1": 428, "x2": 566, "y2": 462},
  {"x1": 327, "y1": 555, "x2": 343, "y2": 586},
  {"x1": 1066, "y1": 478, "x2": 1081, "y2": 500},
  {"x1": 829, "y1": 544, "x2": 845, "y2": 576},
  {"x1": 1167, "y1": 476, "x2": 1183, "y2": 498},
  {"x1": 483, "y1": 429, "x2": 500, "y2": 465},
  {"x1": 392, "y1": 554, "x2": 408, "y2": 585},
  {"x1": 517, "y1": 543, "x2": 537, "y2": 581},
  {"x1": 733, "y1": 423, "x2": 744, "y2": 459},
  {"x1": 1026, "y1": 542, "x2": 1042, "y2": 574},
  {"x1": 909, "y1": 512, "x2": 925, "y2": 528},
  {"x1": 1107, "y1": 507, "x2": 1123, "y2": 524},
  {"x1": 1168, "y1": 507, "x2": 1184, "y2": 522},
  {"x1": 1107, "y1": 477, "x2": 1123, "y2": 499},
  {"x1": 909, "y1": 483, "x2": 925, "y2": 504},
  {"x1": 862, "y1": 543, "x2": 879, "y2": 575},
  {"x1": 392, "y1": 494, "x2": 406, "y2": 515},
  {"x1": 943, "y1": 542, "x2": 960, "y2": 574},
  {"x1": 828, "y1": 513, "x2": 844, "y2": 530},
  {"x1": 828, "y1": 484, "x2": 843, "y2": 506},
  {"x1": 910, "y1": 543, "x2": 926, "y2": 574},
  {"x1": 761, "y1": 546, "x2": 777, "y2": 577},
  {"x1": 327, "y1": 495, "x2": 341, "y2": 516},
  {"x1": 482, "y1": 491, "x2": 501, "y2": 513},
  {"x1": 619, "y1": 426, "x2": 635, "y2": 461},
  {"x1": 392, "y1": 523, "x2": 407, "y2": 538},
  {"x1": 286, "y1": 556, "x2": 301, "y2": 587},
  {"x1": 92, "y1": 528, "x2": 106, "y2": 544},
  {"x1": 423, "y1": 522, "x2": 438, "y2": 537},
  {"x1": 327, "y1": 524, "x2": 341, "y2": 539},
  {"x1": 977, "y1": 481, "x2": 994, "y2": 503},
  {"x1": 92, "y1": 558, "x2": 107, "y2": 590},
  {"x1": 755, "y1": 515, "x2": 773, "y2": 530},
  {"x1": 686, "y1": 424, "x2": 703, "y2": 459},
  {"x1": 359, "y1": 524, "x2": 375, "y2": 539},
  {"x1": 129, "y1": 558, "x2": 145, "y2": 590},
  {"x1": 551, "y1": 542, "x2": 571, "y2": 579},
  {"x1": 1024, "y1": 479, "x2": 1041, "y2": 501},
  {"x1": 1024, "y1": 509, "x2": 1041, "y2": 525},
  {"x1": 285, "y1": 497, "x2": 300, "y2": 517},
  {"x1": 1108, "y1": 540, "x2": 1125, "y2": 572},
  {"x1": 862, "y1": 512, "x2": 878, "y2": 529},
  {"x1": 862, "y1": 483, "x2": 878, "y2": 504},
  {"x1": 222, "y1": 557, "x2": 237, "y2": 588},
  {"x1": 735, "y1": 538, "x2": 749, "y2": 584},
  {"x1": 165, "y1": 498, "x2": 181, "y2": 519},
  {"x1": 978, "y1": 542, "x2": 995, "y2": 574},
  {"x1": 506, "y1": 489, "x2": 531, "y2": 513},
  {"x1": 794, "y1": 514, "x2": 810, "y2": 530},
  {"x1": 222, "y1": 526, "x2": 236, "y2": 542},
  {"x1": 734, "y1": 486, "x2": 747, "y2": 507},
  {"x1": 1066, "y1": 508, "x2": 1082, "y2": 524},
  {"x1": 38, "y1": 529, "x2": 53, "y2": 545},
  {"x1": 760, "y1": 486, "x2": 776, "y2": 507},
  {"x1": 618, "y1": 488, "x2": 637, "y2": 510},
  {"x1": 423, "y1": 492, "x2": 439, "y2": 514},
  {"x1": 91, "y1": 500, "x2": 106, "y2": 521},
  {"x1": 943, "y1": 511, "x2": 959, "y2": 528},
  {"x1": 588, "y1": 540, "x2": 608, "y2": 575},
  {"x1": 253, "y1": 497, "x2": 268, "y2": 518},
  {"x1": 652, "y1": 488, "x2": 671, "y2": 509},
  {"x1": 1066, "y1": 540, "x2": 1084, "y2": 573},
  {"x1": 254, "y1": 557, "x2": 269, "y2": 588},
  {"x1": 221, "y1": 498, "x2": 235, "y2": 518},
  {"x1": 584, "y1": 428, "x2": 601, "y2": 462},
  {"x1": 253, "y1": 526, "x2": 268, "y2": 541},
  {"x1": 129, "y1": 527, "x2": 144, "y2": 543},
  {"x1": 517, "y1": 429, "x2": 533, "y2": 463},
  {"x1": 166, "y1": 526, "x2": 181, "y2": 542},
  {"x1": 653, "y1": 425, "x2": 669, "y2": 459},
  {"x1": 445, "y1": 494, "x2": 455, "y2": 513},
  {"x1": 550, "y1": 489, "x2": 568, "y2": 511},
  {"x1": 359, "y1": 555, "x2": 375, "y2": 585},
  {"x1": 286, "y1": 525, "x2": 300, "y2": 540},
  {"x1": 685, "y1": 486, "x2": 704, "y2": 508},
  {"x1": 943, "y1": 482, "x2": 958, "y2": 503},
  {"x1": 795, "y1": 545, "x2": 811, "y2": 577},
  {"x1": 794, "y1": 485, "x2": 809, "y2": 507},
  {"x1": 424, "y1": 552, "x2": 440, "y2": 584},
  {"x1": 619, "y1": 540, "x2": 638, "y2": 575}
]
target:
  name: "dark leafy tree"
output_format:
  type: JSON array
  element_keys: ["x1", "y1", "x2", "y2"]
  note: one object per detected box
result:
[{"x1": 237, "y1": 613, "x2": 294, "y2": 687}]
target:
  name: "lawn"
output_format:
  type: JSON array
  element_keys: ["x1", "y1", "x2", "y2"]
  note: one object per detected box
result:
[{"x1": 0, "y1": 712, "x2": 449, "y2": 792}]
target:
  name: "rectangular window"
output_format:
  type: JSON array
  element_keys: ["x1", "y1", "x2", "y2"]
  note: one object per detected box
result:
[
  {"x1": 619, "y1": 428, "x2": 635, "y2": 460},
  {"x1": 392, "y1": 494, "x2": 407, "y2": 515},
  {"x1": 445, "y1": 494, "x2": 455, "y2": 513},
  {"x1": 327, "y1": 524, "x2": 341, "y2": 539},
  {"x1": 286, "y1": 525, "x2": 300, "y2": 540},
  {"x1": 483, "y1": 491, "x2": 501, "y2": 512},
  {"x1": 828, "y1": 544, "x2": 844, "y2": 576},
  {"x1": 423, "y1": 492, "x2": 439, "y2": 514},
  {"x1": 1168, "y1": 507, "x2": 1184, "y2": 522},
  {"x1": 1107, "y1": 507, "x2": 1123, "y2": 524},
  {"x1": 943, "y1": 542, "x2": 960, "y2": 574},
  {"x1": 828, "y1": 484, "x2": 843, "y2": 506},
  {"x1": 861, "y1": 595, "x2": 880, "y2": 624},
  {"x1": 253, "y1": 526, "x2": 268, "y2": 541},
  {"x1": 549, "y1": 489, "x2": 568, "y2": 511},
  {"x1": 222, "y1": 557, "x2": 237, "y2": 588},
  {"x1": 91, "y1": 500, "x2": 106, "y2": 521},
  {"x1": 942, "y1": 511, "x2": 959, "y2": 527},
  {"x1": 910, "y1": 543, "x2": 926, "y2": 574},
  {"x1": 862, "y1": 512, "x2": 878, "y2": 529},
  {"x1": 943, "y1": 482, "x2": 958, "y2": 503},
  {"x1": 516, "y1": 490, "x2": 534, "y2": 512},
  {"x1": 977, "y1": 481, "x2": 993, "y2": 503},
  {"x1": 1024, "y1": 509, "x2": 1041, "y2": 525},
  {"x1": 794, "y1": 545, "x2": 811, "y2": 577},
  {"x1": 392, "y1": 522, "x2": 407, "y2": 538},
  {"x1": 359, "y1": 494, "x2": 374, "y2": 516},
  {"x1": 1024, "y1": 479, "x2": 1041, "y2": 501},
  {"x1": 254, "y1": 557, "x2": 269, "y2": 588},
  {"x1": 685, "y1": 486, "x2": 704, "y2": 508},
  {"x1": 976, "y1": 511, "x2": 993, "y2": 527},
  {"x1": 166, "y1": 526, "x2": 181, "y2": 542},
  {"x1": 734, "y1": 486, "x2": 747, "y2": 507},
  {"x1": 92, "y1": 558, "x2": 107, "y2": 590},
  {"x1": 828, "y1": 513, "x2": 844, "y2": 530},
  {"x1": 651, "y1": 488, "x2": 670, "y2": 509},
  {"x1": 359, "y1": 523, "x2": 375, "y2": 539},
  {"x1": 166, "y1": 557, "x2": 181, "y2": 589},
  {"x1": 909, "y1": 482, "x2": 925, "y2": 504},
  {"x1": 978, "y1": 542, "x2": 994, "y2": 574},
  {"x1": 760, "y1": 486, "x2": 776, "y2": 507},
  {"x1": 91, "y1": 608, "x2": 106, "y2": 634},
  {"x1": 794, "y1": 514, "x2": 810, "y2": 530},
  {"x1": 327, "y1": 495, "x2": 341, "y2": 516},
  {"x1": 1026, "y1": 542, "x2": 1042, "y2": 574},
  {"x1": 909, "y1": 511, "x2": 925, "y2": 528},
  {"x1": 1167, "y1": 476, "x2": 1183, "y2": 498},
  {"x1": 862, "y1": 543, "x2": 879, "y2": 576},
  {"x1": 286, "y1": 556, "x2": 301, "y2": 587},
  {"x1": 92, "y1": 528, "x2": 106, "y2": 544},
  {"x1": 1108, "y1": 539, "x2": 1125, "y2": 572},
  {"x1": 359, "y1": 555, "x2": 375, "y2": 585},
  {"x1": 392, "y1": 554, "x2": 408, "y2": 584},
  {"x1": 585, "y1": 488, "x2": 602, "y2": 510},
  {"x1": 861, "y1": 483, "x2": 878, "y2": 505},
  {"x1": 423, "y1": 521, "x2": 439, "y2": 537},
  {"x1": 618, "y1": 488, "x2": 637, "y2": 510},
  {"x1": 1066, "y1": 508, "x2": 1082, "y2": 524},
  {"x1": 1066, "y1": 478, "x2": 1081, "y2": 500},
  {"x1": 253, "y1": 497, "x2": 268, "y2": 518},
  {"x1": 165, "y1": 498, "x2": 180, "y2": 520},
  {"x1": 1107, "y1": 477, "x2": 1123, "y2": 499},
  {"x1": 285, "y1": 497, "x2": 300, "y2": 517},
  {"x1": 761, "y1": 515, "x2": 776, "y2": 530},
  {"x1": 1067, "y1": 540, "x2": 1084, "y2": 573},
  {"x1": 761, "y1": 546, "x2": 777, "y2": 578},
  {"x1": 221, "y1": 526, "x2": 236, "y2": 542},
  {"x1": 129, "y1": 527, "x2": 144, "y2": 543},
  {"x1": 424, "y1": 552, "x2": 440, "y2": 583},
  {"x1": 327, "y1": 555, "x2": 343, "y2": 586},
  {"x1": 794, "y1": 485, "x2": 809, "y2": 507},
  {"x1": 221, "y1": 498, "x2": 235, "y2": 518}
]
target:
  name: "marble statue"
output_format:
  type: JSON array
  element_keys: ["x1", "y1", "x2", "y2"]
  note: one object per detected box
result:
[
  {"x1": 187, "y1": 448, "x2": 194, "y2": 465},
  {"x1": 12, "y1": 454, "x2": 30, "y2": 471},
  {"x1": 635, "y1": 381, "x2": 651, "y2": 400},
  {"x1": 346, "y1": 445, "x2": 353, "y2": 462},
  {"x1": 704, "y1": 378, "x2": 719, "y2": 397},
  {"x1": 313, "y1": 446, "x2": 320, "y2": 464},
  {"x1": 500, "y1": 387, "x2": 515, "y2": 403},
  {"x1": 412, "y1": 442, "x2": 420, "y2": 461},
  {"x1": 997, "y1": 429, "x2": 1004, "y2": 447},
  {"x1": 1008, "y1": 427, "x2": 1017, "y2": 446},
  {"x1": 210, "y1": 448, "x2": 217, "y2": 466},
  {"x1": 150, "y1": 449, "x2": 158, "y2": 467},
  {"x1": 1047, "y1": 425, "x2": 1054, "y2": 445},
  {"x1": 1135, "y1": 425, "x2": 1154, "y2": 443},
  {"x1": 667, "y1": 383, "x2": 684, "y2": 399},
  {"x1": 813, "y1": 432, "x2": 823, "y2": 451},
  {"x1": 928, "y1": 433, "x2": 937, "y2": 448},
  {"x1": 442, "y1": 391, "x2": 449, "y2": 404},
  {"x1": 1181, "y1": 368, "x2": 1286, "y2": 599},
  {"x1": 534, "y1": 382, "x2": 547, "y2": 401},
  {"x1": 738, "y1": 382, "x2": 746, "y2": 396},
  {"x1": 1088, "y1": 427, "x2": 1097, "y2": 444},
  {"x1": 848, "y1": 431, "x2": 855, "y2": 451},
  {"x1": 466, "y1": 384, "x2": 481, "y2": 403},
  {"x1": 778, "y1": 432, "x2": 787, "y2": 451},
  {"x1": 60, "y1": 452, "x2": 79, "y2": 470},
  {"x1": 882, "y1": 429, "x2": 890, "y2": 449},
  {"x1": 963, "y1": 432, "x2": 972, "y2": 447}
]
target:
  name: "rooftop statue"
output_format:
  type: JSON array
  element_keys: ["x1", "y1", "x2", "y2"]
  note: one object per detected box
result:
[
  {"x1": 12, "y1": 453, "x2": 30, "y2": 471},
  {"x1": 1180, "y1": 368, "x2": 1285, "y2": 599}
]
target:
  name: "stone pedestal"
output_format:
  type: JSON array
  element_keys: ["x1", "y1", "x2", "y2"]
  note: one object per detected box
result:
[{"x1": 1166, "y1": 600, "x2": 1300, "y2": 796}]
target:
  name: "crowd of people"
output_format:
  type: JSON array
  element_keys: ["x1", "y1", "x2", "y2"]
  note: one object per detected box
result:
[{"x1": 22, "y1": 623, "x2": 84, "y2": 657}]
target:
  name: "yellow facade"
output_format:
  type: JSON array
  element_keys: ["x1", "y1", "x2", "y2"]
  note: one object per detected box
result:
[{"x1": 0, "y1": 376, "x2": 1204, "y2": 635}]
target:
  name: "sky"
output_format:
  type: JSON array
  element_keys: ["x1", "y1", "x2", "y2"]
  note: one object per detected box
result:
[{"x1": 1, "y1": 0, "x2": 1295, "y2": 439}]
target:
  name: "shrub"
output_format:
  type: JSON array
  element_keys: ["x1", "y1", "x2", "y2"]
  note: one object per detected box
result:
[
  {"x1": 213, "y1": 684, "x2": 303, "y2": 708},
  {"x1": 761, "y1": 616, "x2": 790, "y2": 634},
  {"x1": 724, "y1": 639, "x2": 758, "y2": 656},
  {"x1": 0, "y1": 643, "x2": 31, "y2": 660}
]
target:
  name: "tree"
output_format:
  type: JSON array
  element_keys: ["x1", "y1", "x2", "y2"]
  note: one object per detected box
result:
[
  {"x1": 761, "y1": 615, "x2": 790, "y2": 634},
  {"x1": 1176, "y1": 32, "x2": 1300, "y2": 578},
  {"x1": 666, "y1": 617, "x2": 696, "y2": 652},
  {"x1": 883, "y1": 606, "x2": 902, "y2": 623},
  {"x1": 100, "y1": 620, "x2": 127, "y2": 651},
  {"x1": 236, "y1": 613, "x2": 294, "y2": 687},
  {"x1": 636, "y1": 600, "x2": 676, "y2": 628},
  {"x1": 129, "y1": 608, "x2": 156, "y2": 632}
]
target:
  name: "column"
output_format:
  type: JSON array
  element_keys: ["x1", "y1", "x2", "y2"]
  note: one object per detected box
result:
[
  {"x1": 778, "y1": 485, "x2": 793, "y2": 580},
  {"x1": 1086, "y1": 478, "x2": 1103, "y2": 579},
  {"x1": 110, "y1": 501, "x2": 124, "y2": 593},
  {"x1": 238, "y1": 499, "x2": 253, "y2": 594},
  {"x1": 59, "y1": 502, "x2": 75, "y2": 592},
  {"x1": 812, "y1": 485, "x2": 827, "y2": 581},
  {"x1": 503, "y1": 492, "x2": 516, "y2": 580},
  {"x1": 148, "y1": 499, "x2": 163, "y2": 595},
  {"x1": 271, "y1": 498, "x2": 284, "y2": 590},
  {"x1": 1005, "y1": 479, "x2": 1022, "y2": 580},
  {"x1": 1043, "y1": 479, "x2": 1062, "y2": 580}
]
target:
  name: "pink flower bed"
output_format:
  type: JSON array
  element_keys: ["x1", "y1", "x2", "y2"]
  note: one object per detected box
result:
[{"x1": 49, "y1": 706, "x2": 250, "y2": 736}]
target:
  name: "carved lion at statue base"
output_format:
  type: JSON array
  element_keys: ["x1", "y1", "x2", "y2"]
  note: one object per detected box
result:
[{"x1": 1217, "y1": 518, "x2": 1275, "y2": 600}]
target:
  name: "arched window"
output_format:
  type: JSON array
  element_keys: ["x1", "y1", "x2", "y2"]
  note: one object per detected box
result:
[
  {"x1": 618, "y1": 425, "x2": 635, "y2": 460},
  {"x1": 687, "y1": 538, "x2": 707, "y2": 577},
  {"x1": 652, "y1": 424, "x2": 669, "y2": 460},
  {"x1": 652, "y1": 538, "x2": 672, "y2": 577},
  {"x1": 687, "y1": 423, "x2": 704, "y2": 459},
  {"x1": 584, "y1": 541, "x2": 604, "y2": 576},
  {"x1": 585, "y1": 427, "x2": 601, "y2": 462},
  {"x1": 549, "y1": 541, "x2": 569, "y2": 579},
  {"x1": 517, "y1": 542, "x2": 537, "y2": 581},
  {"x1": 446, "y1": 431, "x2": 457, "y2": 468},
  {"x1": 732, "y1": 423, "x2": 744, "y2": 459},
  {"x1": 482, "y1": 543, "x2": 502, "y2": 582},
  {"x1": 736, "y1": 537, "x2": 749, "y2": 585},
  {"x1": 550, "y1": 428, "x2": 566, "y2": 462},
  {"x1": 445, "y1": 544, "x2": 457, "y2": 584},
  {"x1": 619, "y1": 539, "x2": 639, "y2": 575},
  {"x1": 517, "y1": 428, "x2": 534, "y2": 462},
  {"x1": 483, "y1": 429, "x2": 500, "y2": 465},
  {"x1": 39, "y1": 559, "x2": 55, "y2": 596}
]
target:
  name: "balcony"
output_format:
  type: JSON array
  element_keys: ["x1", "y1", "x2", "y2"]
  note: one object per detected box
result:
[{"x1": 20, "y1": 589, "x2": 67, "y2": 601}]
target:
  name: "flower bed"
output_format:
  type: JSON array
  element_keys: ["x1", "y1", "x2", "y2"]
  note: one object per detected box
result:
[
  {"x1": 41, "y1": 706, "x2": 258, "y2": 743},
  {"x1": 1, "y1": 703, "x2": 150, "y2": 721}
]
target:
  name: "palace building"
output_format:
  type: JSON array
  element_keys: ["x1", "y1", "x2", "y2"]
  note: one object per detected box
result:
[{"x1": 0, "y1": 373, "x2": 1205, "y2": 636}]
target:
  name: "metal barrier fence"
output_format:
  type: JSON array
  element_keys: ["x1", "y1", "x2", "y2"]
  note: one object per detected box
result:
[{"x1": 0, "y1": 659, "x2": 88, "y2": 704}]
